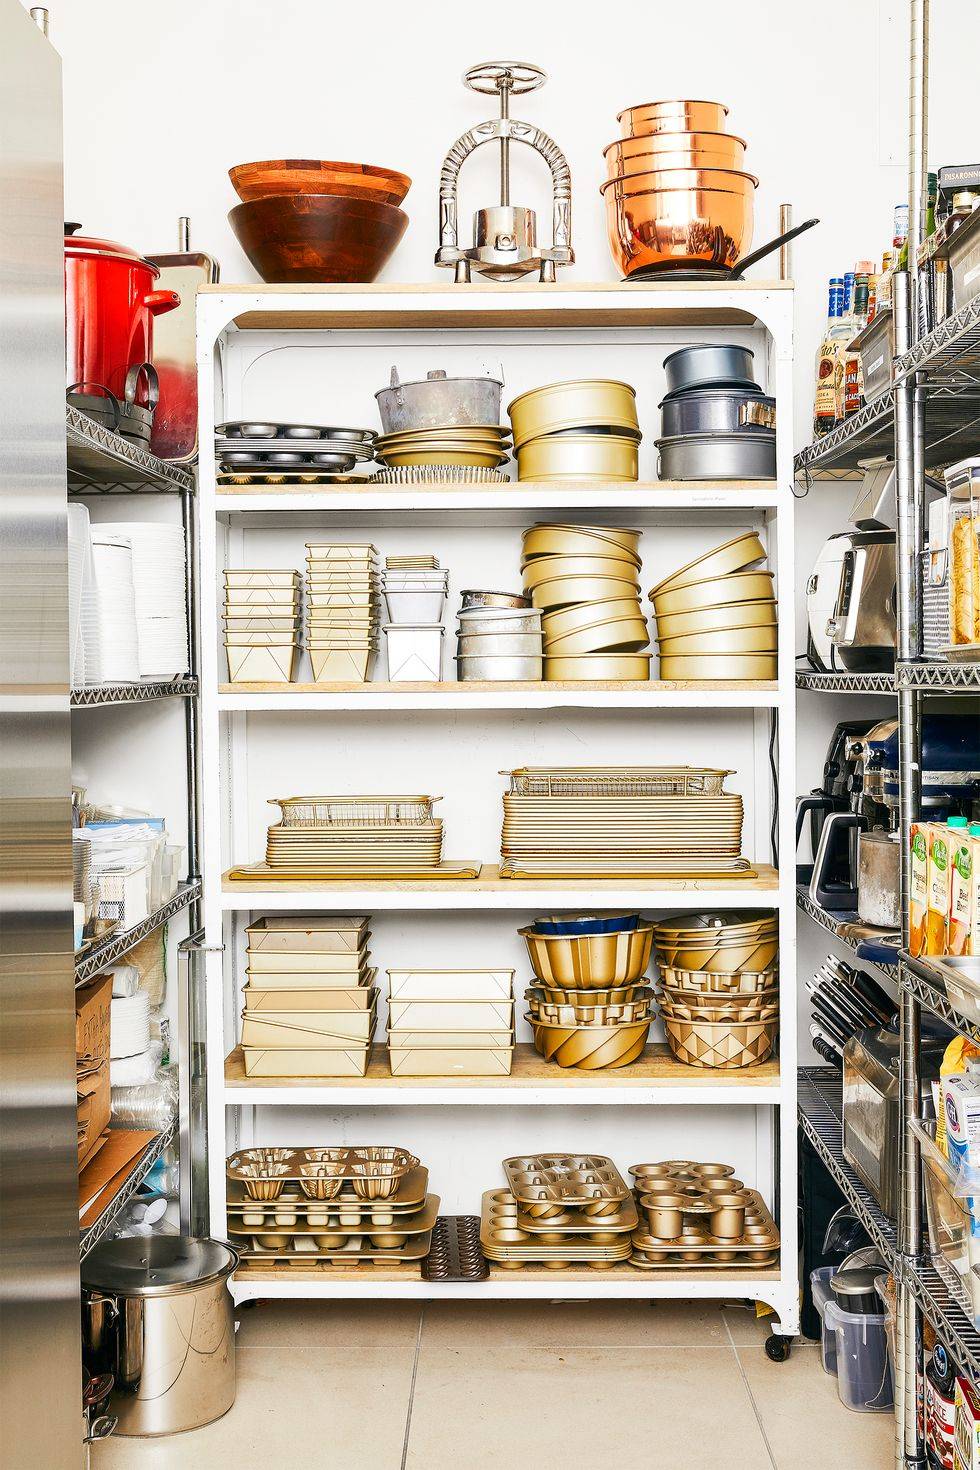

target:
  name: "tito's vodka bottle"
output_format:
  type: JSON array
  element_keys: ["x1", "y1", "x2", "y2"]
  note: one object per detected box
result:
[{"x1": 813, "y1": 277, "x2": 846, "y2": 437}]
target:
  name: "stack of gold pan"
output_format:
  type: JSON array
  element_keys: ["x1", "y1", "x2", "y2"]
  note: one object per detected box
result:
[
  {"x1": 648, "y1": 531, "x2": 777, "y2": 680},
  {"x1": 499, "y1": 766, "x2": 754, "y2": 878},
  {"x1": 520, "y1": 522, "x2": 651, "y2": 680},
  {"x1": 263, "y1": 794, "x2": 444, "y2": 873},
  {"x1": 628, "y1": 1160, "x2": 780, "y2": 1268},
  {"x1": 375, "y1": 424, "x2": 511, "y2": 470},
  {"x1": 481, "y1": 1154, "x2": 637, "y2": 1268},
  {"x1": 508, "y1": 380, "x2": 641, "y2": 483},
  {"x1": 224, "y1": 568, "x2": 301, "y2": 683},
  {"x1": 306, "y1": 542, "x2": 380, "y2": 682}
]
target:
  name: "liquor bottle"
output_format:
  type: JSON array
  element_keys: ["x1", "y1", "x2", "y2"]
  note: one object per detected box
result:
[
  {"x1": 813, "y1": 278, "x2": 846, "y2": 437},
  {"x1": 877, "y1": 249, "x2": 895, "y2": 313},
  {"x1": 842, "y1": 274, "x2": 871, "y2": 417}
]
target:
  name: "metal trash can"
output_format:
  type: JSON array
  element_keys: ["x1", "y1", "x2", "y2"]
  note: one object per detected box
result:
[{"x1": 81, "y1": 1236, "x2": 238, "y2": 1437}]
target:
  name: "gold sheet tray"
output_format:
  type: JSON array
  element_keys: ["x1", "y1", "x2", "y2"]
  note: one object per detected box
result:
[
  {"x1": 228, "y1": 860, "x2": 481, "y2": 881},
  {"x1": 500, "y1": 861, "x2": 758, "y2": 880}
]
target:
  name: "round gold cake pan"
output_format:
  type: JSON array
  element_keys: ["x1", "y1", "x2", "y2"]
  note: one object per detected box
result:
[
  {"x1": 657, "y1": 625, "x2": 778, "y2": 656},
  {"x1": 523, "y1": 554, "x2": 641, "y2": 590},
  {"x1": 542, "y1": 597, "x2": 645, "y2": 637},
  {"x1": 517, "y1": 434, "x2": 639, "y2": 483},
  {"x1": 651, "y1": 571, "x2": 776, "y2": 615},
  {"x1": 544, "y1": 616, "x2": 651, "y2": 655},
  {"x1": 508, "y1": 379, "x2": 639, "y2": 448},
  {"x1": 657, "y1": 652, "x2": 777, "y2": 679},
  {"x1": 543, "y1": 653, "x2": 652, "y2": 680},
  {"x1": 653, "y1": 599, "x2": 776, "y2": 638},
  {"x1": 522, "y1": 522, "x2": 641, "y2": 557},
  {"x1": 531, "y1": 574, "x2": 643, "y2": 610},
  {"x1": 651, "y1": 532, "x2": 768, "y2": 596}
]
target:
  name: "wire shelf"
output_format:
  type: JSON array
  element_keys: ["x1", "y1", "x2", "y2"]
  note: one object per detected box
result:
[
  {"x1": 796, "y1": 668, "x2": 897, "y2": 694},
  {"x1": 894, "y1": 660, "x2": 980, "y2": 692},
  {"x1": 80, "y1": 1121, "x2": 177, "y2": 1258},
  {"x1": 905, "y1": 1260, "x2": 980, "y2": 1382},
  {"x1": 794, "y1": 382, "x2": 980, "y2": 480},
  {"x1": 894, "y1": 295, "x2": 980, "y2": 387},
  {"x1": 796, "y1": 886, "x2": 900, "y2": 974},
  {"x1": 66, "y1": 404, "x2": 193, "y2": 495},
  {"x1": 901, "y1": 957, "x2": 980, "y2": 1047},
  {"x1": 71, "y1": 677, "x2": 198, "y2": 708},
  {"x1": 74, "y1": 880, "x2": 201, "y2": 985},
  {"x1": 798, "y1": 1066, "x2": 899, "y2": 1267}
]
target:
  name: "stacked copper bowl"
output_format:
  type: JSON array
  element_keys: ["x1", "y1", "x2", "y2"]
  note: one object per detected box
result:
[
  {"x1": 228, "y1": 159, "x2": 410, "y2": 284},
  {"x1": 508, "y1": 380, "x2": 641, "y2": 482},
  {"x1": 521, "y1": 913, "x2": 655, "y2": 1069},
  {"x1": 521, "y1": 522, "x2": 651, "y2": 680},
  {"x1": 600, "y1": 101, "x2": 757, "y2": 278},
  {"x1": 652, "y1": 912, "x2": 779, "y2": 1069}
]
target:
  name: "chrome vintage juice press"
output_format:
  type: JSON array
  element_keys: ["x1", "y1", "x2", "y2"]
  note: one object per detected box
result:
[{"x1": 435, "y1": 62, "x2": 573, "y2": 283}]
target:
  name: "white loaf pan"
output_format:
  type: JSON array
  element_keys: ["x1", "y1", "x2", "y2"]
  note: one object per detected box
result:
[
  {"x1": 387, "y1": 1045, "x2": 514, "y2": 1077},
  {"x1": 387, "y1": 998, "x2": 515, "y2": 1028},
  {"x1": 384, "y1": 624, "x2": 445, "y2": 681},
  {"x1": 387, "y1": 968, "x2": 515, "y2": 1001}
]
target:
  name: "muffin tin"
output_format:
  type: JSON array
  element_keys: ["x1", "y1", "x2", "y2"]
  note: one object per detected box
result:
[
  {"x1": 503, "y1": 1154, "x2": 630, "y2": 1214},
  {"x1": 215, "y1": 422, "x2": 376, "y2": 477},
  {"x1": 227, "y1": 1145, "x2": 419, "y2": 1200},
  {"x1": 626, "y1": 1160, "x2": 779, "y2": 1269},
  {"x1": 480, "y1": 1189, "x2": 635, "y2": 1268}
]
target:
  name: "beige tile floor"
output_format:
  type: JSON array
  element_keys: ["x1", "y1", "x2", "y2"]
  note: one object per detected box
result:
[{"x1": 93, "y1": 1300, "x2": 896, "y2": 1469}]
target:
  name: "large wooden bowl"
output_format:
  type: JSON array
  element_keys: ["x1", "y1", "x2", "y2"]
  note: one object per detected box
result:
[
  {"x1": 229, "y1": 194, "x2": 409, "y2": 284},
  {"x1": 229, "y1": 159, "x2": 411, "y2": 206}
]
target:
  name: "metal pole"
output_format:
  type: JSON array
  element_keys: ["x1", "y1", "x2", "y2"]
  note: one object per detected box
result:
[
  {"x1": 778, "y1": 204, "x2": 792, "y2": 281},
  {"x1": 499, "y1": 78, "x2": 511, "y2": 208},
  {"x1": 907, "y1": 0, "x2": 929, "y2": 340}
]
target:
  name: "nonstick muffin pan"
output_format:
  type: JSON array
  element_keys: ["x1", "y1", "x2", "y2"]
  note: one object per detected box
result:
[
  {"x1": 227, "y1": 1145, "x2": 418, "y2": 1199},
  {"x1": 480, "y1": 1190, "x2": 634, "y2": 1268},
  {"x1": 226, "y1": 1166, "x2": 429, "y2": 1220},
  {"x1": 503, "y1": 1154, "x2": 630, "y2": 1214},
  {"x1": 626, "y1": 1160, "x2": 779, "y2": 1268}
]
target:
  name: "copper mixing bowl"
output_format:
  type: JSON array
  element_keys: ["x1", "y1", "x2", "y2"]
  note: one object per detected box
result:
[
  {"x1": 601, "y1": 167, "x2": 759, "y2": 197},
  {"x1": 601, "y1": 173, "x2": 756, "y2": 278},
  {"x1": 229, "y1": 193, "x2": 408, "y2": 284},
  {"x1": 604, "y1": 132, "x2": 746, "y2": 176},
  {"x1": 617, "y1": 100, "x2": 729, "y2": 138}
]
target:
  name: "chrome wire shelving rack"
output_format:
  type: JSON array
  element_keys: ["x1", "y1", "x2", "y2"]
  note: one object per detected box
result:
[
  {"x1": 795, "y1": 668, "x2": 897, "y2": 694},
  {"x1": 71, "y1": 677, "x2": 198, "y2": 708},
  {"x1": 894, "y1": 661, "x2": 980, "y2": 692},
  {"x1": 79, "y1": 1121, "x2": 177, "y2": 1259},
  {"x1": 66, "y1": 403, "x2": 192, "y2": 495},
  {"x1": 795, "y1": 885, "x2": 900, "y2": 974},
  {"x1": 74, "y1": 880, "x2": 202, "y2": 986}
]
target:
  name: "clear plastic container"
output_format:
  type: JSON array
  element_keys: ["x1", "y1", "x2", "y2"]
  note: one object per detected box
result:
[
  {"x1": 810, "y1": 1265, "x2": 838, "y2": 1375},
  {"x1": 823, "y1": 1300, "x2": 893, "y2": 1412},
  {"x1": 914, "y1": 1117, "x2": 980, "y2": 1325}
]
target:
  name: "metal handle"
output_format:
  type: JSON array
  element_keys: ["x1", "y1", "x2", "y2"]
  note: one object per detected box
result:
[
  {"x1": 66, "y1": 381, "x2": 121, "y2": 432},
  {"x1": 144, "y1": 288, "x2": 181, "y2": 316},
  {"x1": 463, "y1": 61, "x2": 546, "y2": 97},
  {"x1": 84, "y1": 1415, "x2": 117, "y2": 1445},
  {"x1": 123, "y1": 361, "x2": 159, "y2": 413}
]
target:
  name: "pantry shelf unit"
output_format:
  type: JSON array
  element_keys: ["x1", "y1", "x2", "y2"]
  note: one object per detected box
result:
[
  {"x1": 795, "y1": 668, "x2": 897, "y2": 694},
  {"x1": 905, "y1": 1262, "x2": 980, "y2": 1383},
  {"x1": 900, "y1": 956, "x2": 980, "y2": 1047},
  {"x1": 797, "y1": 1066, "x2": 898, "y2": 1269},
  {"x1": 794, "y1": 886, "x2": 900, "y2": 974},
  {"x1": 893, "y1": 660, "x2": 980, "y2": 692},
  {"x1": 793, "y1": 398, "x2": 893, "y2": 480},
  {"x1": 79, "y1": 1121, "x2": 177, "y2": 1259},
  {"x1": 198, "y1": 281, "x2": 798, "y2": 1332},
  {"x1": 66, "y1": 403, "x2": 192, "y2": 496},
  {"x1": 223, "y1": 1043, "x2": 781, "y2": 1107},
  {"x1": 893, "y1": 292, "x2": 980, "y2": 386},
  {"x1": 217, "y1": 680, "x2": 778, "y2": 712},
  {"x1": 70, "y1": 676, "x2": 198, "y2": 708},
  {"x1": 73, "y1": 879, "x2": 202, "y2": 986},
  {"x1": 221, "y1": 864, "x2": 780, "y2": 912}
]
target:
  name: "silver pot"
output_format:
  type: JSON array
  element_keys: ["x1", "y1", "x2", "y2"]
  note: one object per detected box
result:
[
  {"x1": 375, "y1": 368, "x2": 503, "y2": 434},
  {"x1": 459, "y1": 589, "x2": 529, "y2": 610},
  {"x1": 81, "y1": 1236, "x2": 238, "y2": 1437},
  {"x1": 656, "y1": 431, "x2": 776, "y2": 480},
  {"x1": 857, "y1": 829, "x2": 901, "y2": 929},
  {"x1": 659, "y1": 388, "x2": 775, "y2": 438},
  {"x1": 662, "y1": 343, "x2": 757, "y2": 394}
]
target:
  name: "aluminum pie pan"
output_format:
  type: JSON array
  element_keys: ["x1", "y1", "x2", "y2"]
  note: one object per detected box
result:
[
  {"x1": 657, "y1": 625, "x2": 777, "y2": 656},
  {"x1": 655, "y1": 432, "x2": 776, "y2": 481},
  {"x1": 507, "y1": 379, "x2": 639, "y2": 448},
  {"x1": 378, "y1": 447, "x2": 509, "y2": 469},
  {"x1": 651, "y1": 570, "x2": 776, "y2": 615},
  {"x1": 653, "y1": 599, "x2": 776, "y2": 638},
  {"x1": 543, "y1": 653, "x2": 652, "y2": 680},
  {"x1": 658, "y1": 652, "x2": 777, "y2": 679},
  {"x1": 651, "y1": 532, "x2": 768, "y2": 595}
]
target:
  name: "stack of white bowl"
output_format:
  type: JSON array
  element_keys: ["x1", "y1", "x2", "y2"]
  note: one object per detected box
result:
[
  {"x1": 381, "y1": 556, "x2": 448, "y2": 682},
  {"x1": 455, "y1": 592, "x2": 543, "y2": 682},
  {"x1": 224, "y1": 569, "x2": 302, "y2": 683},
  {"x1": 109, "y1": 988, "x2": 151, "y2": 1062},
  {"x1": 306, "y1": 542, "x2": 380, "y2": 682},
  {"x1": 90, "y1": 532, "x2": 140, "y2": 683},
  {"x1": 100, "y1": 522, "x2": 189, "y2": 678}
]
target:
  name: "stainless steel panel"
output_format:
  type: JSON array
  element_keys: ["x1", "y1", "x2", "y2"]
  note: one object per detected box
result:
[{"x1": 0, "y1": 4, "x2": 81, "y2": 1466}]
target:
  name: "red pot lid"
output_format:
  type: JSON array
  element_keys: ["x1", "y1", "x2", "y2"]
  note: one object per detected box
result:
[{"x1": 64, "y1": 222, "x2": 159, "y2": 274}]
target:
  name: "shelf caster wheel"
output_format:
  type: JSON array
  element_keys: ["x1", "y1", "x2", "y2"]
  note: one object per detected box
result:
[{"x1": 764, "y1": 1333, "x2": 791, "y2": 1363}]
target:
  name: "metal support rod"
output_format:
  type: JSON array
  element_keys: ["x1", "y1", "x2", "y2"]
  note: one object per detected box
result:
[
  {"x1": 907, "y1": 0, "x2": 929, "y2": 341},
  {"x1": 181, "y1": 487, "x2": 201, "y2": 920},
  {"x1": 499, "y1": 79, "x2": 511, "y2": 207},
  {"x1": 778, "y1": 204, "x2": 792, "y2": 281},
  {"x1": 178, "y1": 216, "x2": 190, "y2": 252}
]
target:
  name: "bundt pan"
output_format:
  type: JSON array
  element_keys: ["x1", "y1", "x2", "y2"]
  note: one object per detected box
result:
[
  {"x1": 520, "y1": 924, "x2": 654, "y2": 988},
  {"x1": 529, "y1": 1016, "x2": 652, "y2": 1069}
]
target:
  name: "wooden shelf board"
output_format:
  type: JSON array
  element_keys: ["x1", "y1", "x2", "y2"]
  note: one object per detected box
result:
[
  {"x1": 215, "y1": 478, "x2": 778, "y2": 498},
  {"x1": 233, "y1": 1261, "x2": 780, "y2": 1286},
  {"x1": 219, "y1": 679, "x2": 777, "y2": 693},
  {"x1": 224, "y1": 1042, "x2": 780, "y2": 1098}
]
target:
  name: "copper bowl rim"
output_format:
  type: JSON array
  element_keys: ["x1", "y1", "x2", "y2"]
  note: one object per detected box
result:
[
  {"x1": 602, "y1": 130, "x2": 746, "y2": 158},
  {"x1": 600, "y1": 167, "x2": 759, "y2": 196},
  {"x1": 616, "y1": 99, "x2": 729, "y2": 122}
]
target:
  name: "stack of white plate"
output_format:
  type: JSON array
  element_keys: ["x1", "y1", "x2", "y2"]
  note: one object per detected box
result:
[
  {"x1": 306, "y1": 543, "x2": 380, "y2": 682},
  {"x1": 90, "y1": 532, "x2": 140, "y2": 683},
  {"x1": 109, "y1": 988, "x2": 151, "y2": 1060},
  {"x1": 101, "y1": 522, "x2": 189, "y2": 678}
]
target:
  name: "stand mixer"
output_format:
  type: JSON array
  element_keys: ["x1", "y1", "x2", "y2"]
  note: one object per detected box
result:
[{"x1": 435, "y1": 62, "x2": 573, "y2": 284}]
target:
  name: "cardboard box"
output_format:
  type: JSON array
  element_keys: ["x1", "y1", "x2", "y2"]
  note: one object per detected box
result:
[
  {"x1": 76, "y1": 973, "x2": 112, "y2": 1062},
  {"x1": 76, "y1": 974, "x2": 111, "y2": 1169}
]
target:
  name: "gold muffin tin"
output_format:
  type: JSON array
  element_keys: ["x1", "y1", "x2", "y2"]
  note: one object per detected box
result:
[
  {"x1": 503, "y1": 1153, "x2": 630, "y2": 1214},
  {"x1": 230, "y1": 1193, "x2": 439, "y2": 1255},
  {"x1": 480, "y1": 1190, "x2": 634, "y2": 1268},
  {"x1": 226, "y1": 1145, "x2": 418, "y2": 1200},
  {"x1": 628, "y1": 1162, "x2": 779, "y2": 1269},
  {"x1": 226, "y1": 1167, "x2": 429, "y2": 1221}
]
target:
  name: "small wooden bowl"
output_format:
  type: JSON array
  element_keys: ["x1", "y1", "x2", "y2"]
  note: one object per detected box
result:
[
  {"x1": 230, "y1": 158, "x2": 411, "y2": 206},
  {"x1": 229, "y1": 194, "x2": 408, "y2": 284}
]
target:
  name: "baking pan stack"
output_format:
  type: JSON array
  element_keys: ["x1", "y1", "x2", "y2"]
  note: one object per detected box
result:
[
  {"x1": 480, "y1": 1154, "x2": 638, "y2": 1270},
  {"x1": 652, "y1": 912, "x2": 779, "y2": 1069},
  {"x1": 263, "y1": 795, "x2": 444, "y2": 875},
  {"x1": 521, "y1": 522, "x2": 650, "y2": 680},
  {"x1": 305, "y1": 542, "x2": 380, "y2": 682},
  {"x1": 509, "y1": 379, "x2": 641, "y2": 482},
  {"x1": 455, "y1": 589, "x2": 543, "y2": 682},
  {"x1": 226, "y1": 1145, "x2": 439, "y2": 1269},
  {"x1": 654, "y1": 344, "x2": 775, "y2": 480},
  {"x1": 385, "y1": 968, "x2": 515, "y2": 1076},
  {"x1": 499, "y1": 766, "x2": 751, "y2": 878},
  {"x1": 649, "y1": 531, "x2": 777, "y2": 680},
  {"x1": 382, "y1": 556, "x2": 448, "y2": 682},
  {"x1": 521, "y1": 913, "x2": 654, "y2": 1069},
  {"x1": 215, "y1": 420, "x2": 376, "y2": 485},
  {"x1": 628, "y1": 1159, "x2": 779, "y2": 1269},
  {"x1": 240, "y1": 915, "x2": 377, "y2": 1077},
  {"x1": 224, "y1": 568, "x2": 302, "y2": 683}
]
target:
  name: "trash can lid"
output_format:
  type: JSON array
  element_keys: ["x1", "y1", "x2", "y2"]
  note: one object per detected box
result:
[{"x1": 82, "y1": 1236, "x2": 237, "y2": 1297}]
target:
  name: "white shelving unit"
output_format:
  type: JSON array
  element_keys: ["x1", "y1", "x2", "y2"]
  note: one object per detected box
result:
[{"x1": 196, "y1": 281, "x2": 798, "y2": 1328}]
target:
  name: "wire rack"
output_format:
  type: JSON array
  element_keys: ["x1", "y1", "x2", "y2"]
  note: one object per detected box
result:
[
  {"x1": 504, "y1": 767, "x2": 731, "y2": 797},
  {"x1": 795, "y1": 668, "x2": 897, "y2": 694},
  {"x1": 894, "y1": 660, "x2": 980, "y2": 691},
  {"x1": 893, "y1": 294, "x2": 980, "y2": 386},
  {"x1": 71, "y1": 677, "x2": 198, "y2": 708},
  {"x1": 269, "y1": 796, "x2": 438, "y2": 827},
  {"x1": 74, "y1": 880, "x2": 201, "y2": 986},
  {"x1": 901, "y1": 958, "x2": 980, "y2": 1047},
  {"x1": 798, "y1": 1066, "x2": 899, "y2": 1268},
  {"x1": 905, "y1": 1259, "x2": 980, "y2": 1381},
  {"x1": 795, "y1": 886, "x2": 901, "y2": 974},
  {"x1": 66, "y1": 403, "x2": 192, "y2": 495},
  {"x1": 794, "y1": 380, "x2": 980, "y2": 481},
  {"x1": 80, "y1": 1121, "x2": 177, "y2": 1258}
]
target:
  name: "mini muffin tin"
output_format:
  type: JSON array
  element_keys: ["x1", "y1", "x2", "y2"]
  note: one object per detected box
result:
[
  {"x1": 226, "y1": 1166, "x2": 429, "y2": 1220},
  {"x1": 227, "y1": 1145, "x2": 419, "y2": 1200},
  {"x1": 626, "y1": 1159, "x2": 779, "y2": 1269},
  {"x1": 503, "y1": 1154, "x2": 630, "y2": 1215},
  {"x1": 480, "y1": 1190, "x2": 634, "y2": 1268},
  {"x1": 230, "y1": 1193, "x2": 439, "y2": 1255}
]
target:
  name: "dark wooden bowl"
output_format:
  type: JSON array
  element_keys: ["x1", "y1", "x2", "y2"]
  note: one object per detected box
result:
[
  {"x1": 229, "y1": 159, "x2": 411, "y2": 207},
  {"x1": 229, "y1": 194, "x2": 409, "y2": 284}
]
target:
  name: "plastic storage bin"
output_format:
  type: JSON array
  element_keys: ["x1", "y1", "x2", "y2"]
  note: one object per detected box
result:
[
  {"x1": 823, "y1": 1300, "x2": 893, "y2": 1412},
  {"x1": 915, "y1": 1118, "x2": 980, "y2": 1325},
  {"x1": 810, "y1": 1266, "x2": 838, "y2": 1375}
]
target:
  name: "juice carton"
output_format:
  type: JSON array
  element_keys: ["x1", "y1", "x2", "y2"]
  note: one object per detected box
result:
[
  {"x1": 956, "y1": 1376, "x2": 980, "y2": 1470},
  {"x1": 926, "y1": 825, "x2": 953, "y2": 956},
  {"x1": 909, "y1": 821, "x2": 932, "y2": 957},
  {"x1": 949, "y1": 821, "x2": 975, "y2": 958}
]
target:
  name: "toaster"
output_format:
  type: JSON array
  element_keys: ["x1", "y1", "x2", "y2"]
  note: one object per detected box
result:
[{"x1": 806, "y1": 530, "x2": 897, "y2": 672}]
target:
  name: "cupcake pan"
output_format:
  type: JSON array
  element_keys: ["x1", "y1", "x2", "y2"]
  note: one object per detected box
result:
[{"x1": 503, "y1": 1155, "x2": 630, "y2": 1213}]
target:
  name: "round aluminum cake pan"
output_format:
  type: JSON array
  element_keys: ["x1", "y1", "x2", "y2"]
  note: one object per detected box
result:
[
  {"x1": 657, "y1": 625, "x2": 777, "y2": 656},
  {"x1": 455, "y1": 653, "x2": 543, "y2": 681},
  {"x1": 657, "y1": 652, "x2": 777, "y2": 680},
  {"x1": 651, "y1": 570, "x2": 775, "y2": 615},
  {"x1": 652, "y1": 531, "x2": 767, "y2": 595},
  {"x1": 656, "y1": 432, "x2": 775, "y2": 481},
  {"x1": 653, "y1": 599, "x2": 776, "y2": 639},
  {"x1": 523, "y1": 553, "x2": 641, "y2": 590}
]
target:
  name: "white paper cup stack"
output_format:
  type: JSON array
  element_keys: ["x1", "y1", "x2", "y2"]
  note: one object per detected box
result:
[
  {"x1": 90, "y1": 532, "x2": 140, "y2": 683},
  {"x1": 101, "y1": 522, "x2": 190, "y2": 678}
]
